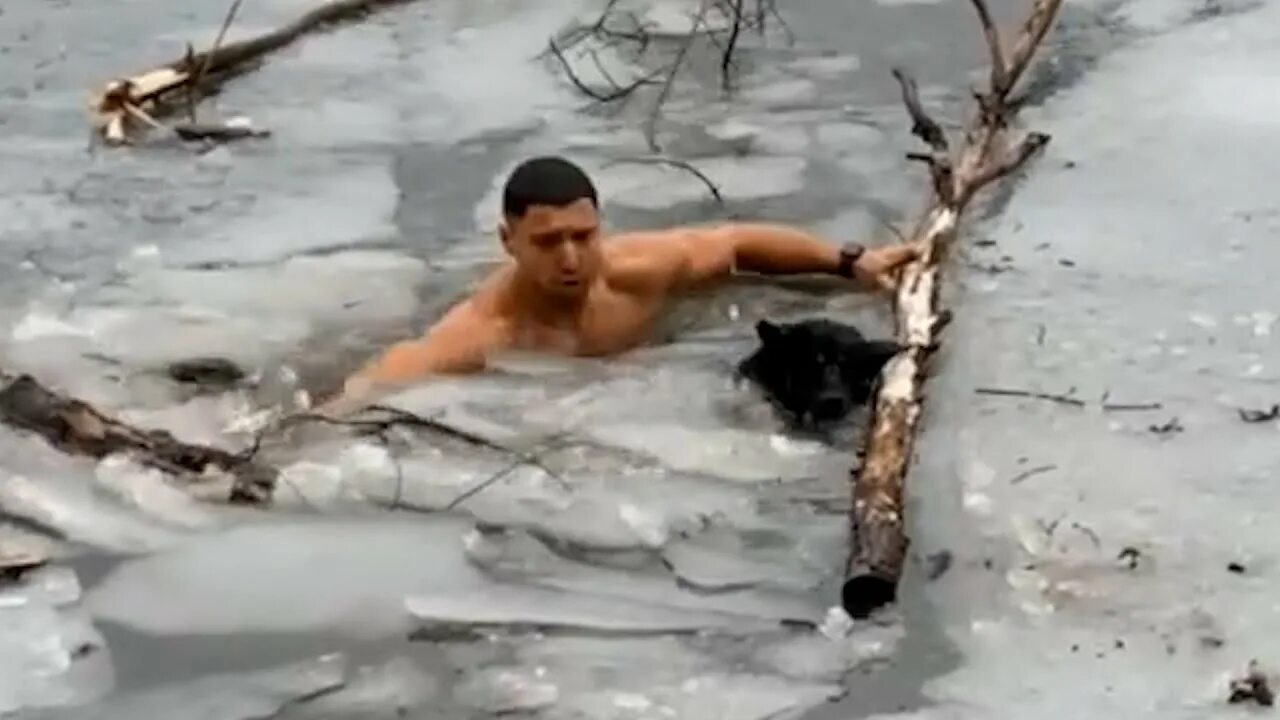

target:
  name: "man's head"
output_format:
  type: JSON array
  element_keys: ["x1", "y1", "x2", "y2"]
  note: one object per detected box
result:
[{"x1": 500, "y1": 156, "x2": 602, "y2": 301}]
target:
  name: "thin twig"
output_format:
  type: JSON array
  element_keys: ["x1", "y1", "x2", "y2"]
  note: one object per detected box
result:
[
  {"x1": 183, "y1": 43, "x2": 198, "y2": 122},
  {"x1": 1010, "y1": 463, "x2": 1056, "y2": 484},
  {"x1": 604, "y1": 156, "x2": 723, "y2": 203},
  {"x1": 891, "y1": 68, "x2": 949, "y2": 154},
  {"x1": 192, "y1": 0, "x2": 245, "y2": 116},
  {"x1": 644, "y1": 1, "x2": 708, "y2": 152},
  {"x1": 1238, "y1": 404, "x2": 1280, "y2": 423},
  {"x1": 975, "y1": 386, "x2": 1085, "y2": 407},
  {"x1": 964, "y1": 131, "x2": 1051, "y2": 200},
  {"x1": 1003, "y1": 0, "x2": 1065, "y2": 98},
  {"x1": 547, "y1": 39, "x2": 653, "y2": 102},
  {"x1": 968, "y1": 0, "x2": 1008, "y2": 96},
  {"x1": 1103, "y1": 402, "x2": 1163, "y2": 412},
  {"x1": 721, "y1": 0, "x2": 746, "y2": 91}
]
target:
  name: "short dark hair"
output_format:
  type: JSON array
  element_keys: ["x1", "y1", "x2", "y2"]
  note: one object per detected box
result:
[{"x1": 501, "y1": 156, "x2": 598, "y2": 219}]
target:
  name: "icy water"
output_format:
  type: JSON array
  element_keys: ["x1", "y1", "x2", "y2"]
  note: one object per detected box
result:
[{"x1": 4, "y1": 0, "x2": 1278, "y2": 717}]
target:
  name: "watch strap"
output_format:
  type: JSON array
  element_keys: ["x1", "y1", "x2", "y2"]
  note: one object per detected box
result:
[{"x1": 836, "y1": 243, "x2": 866, "y2": 279}]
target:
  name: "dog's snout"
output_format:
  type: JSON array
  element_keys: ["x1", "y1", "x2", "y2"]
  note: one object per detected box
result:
[{"x1": 812, "y1": 393, "x2": 850, "y2": 422}]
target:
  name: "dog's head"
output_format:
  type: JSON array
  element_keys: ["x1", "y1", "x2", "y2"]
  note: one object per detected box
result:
[{"x1": 737, "y1": 318, "x2": 898, "y2": 428}]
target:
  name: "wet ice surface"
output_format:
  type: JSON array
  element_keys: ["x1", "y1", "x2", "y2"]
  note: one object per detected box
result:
[
  {"x1": 1, "y1": 0, "x2": 960, "y2": 714},
  {"x1": 874, "y1": 2, "x2": 1280, "y2": 718},
  {"x1": 4, "y1": 0, "x2": 1268, "y2": 716}
]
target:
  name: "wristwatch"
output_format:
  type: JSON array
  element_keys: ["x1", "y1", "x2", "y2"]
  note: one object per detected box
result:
[{"x1": 836, "y1": 243, "x2": 866, "y2": 279}]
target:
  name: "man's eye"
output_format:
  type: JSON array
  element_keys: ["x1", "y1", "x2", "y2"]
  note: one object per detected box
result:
[{"x1": 571, "y1": 230, "x2": 593, "y2": 243}]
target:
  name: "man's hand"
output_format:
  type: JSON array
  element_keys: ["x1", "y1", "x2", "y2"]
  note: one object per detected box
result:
[
  {"x1": 851, "y1": 241, "x2": 923, "y2": 292},
  {"x1": 310, "y1": 375, "x2": 384, "y2": 420}
]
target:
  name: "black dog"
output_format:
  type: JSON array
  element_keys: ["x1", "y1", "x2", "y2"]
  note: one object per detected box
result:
[{"x1": 737, "y1": 318, "x2": 899, "y2": 429}]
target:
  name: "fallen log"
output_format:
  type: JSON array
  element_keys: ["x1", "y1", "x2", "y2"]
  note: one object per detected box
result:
[
  {"x1": 90, "y1": 0, "x2": 417, "y2": 144},
  {"x1": 842, "y1": 0, "x2": 1063, "y2": 619},
  {"x1": 0, "y1": 374, "x2": 275, "y2": 504}
]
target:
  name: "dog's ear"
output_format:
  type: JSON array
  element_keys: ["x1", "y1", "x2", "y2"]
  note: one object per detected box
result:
[
  {"x1": 755, "y1": 319, "x2": 784, "y2": 345},
  {"x1": 860, "y1": 340, "x2": 902, "y2": 370}
]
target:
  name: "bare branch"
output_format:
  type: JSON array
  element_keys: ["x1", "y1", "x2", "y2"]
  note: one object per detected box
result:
[
  {"x1": 844, "y1": 0, "x2": 1064, "y2": 619},
  {"x1": 1003, "y1": 0, "x2": 1065, "y2": 99},
  {"x1": 968, "y1": 0, "x2": 1008, "y2": 96},
  {"x1": 721, "y1": 0, "x2": 746, "y2": 91},
  {"x1": 906, "y1": 152, "x2": 955, "y2": 206},
  {"x1": 547, "y1": 39, "x2": 654, "y2": 103},
  {"x1": 891, "y1": 68, "x2": 949, "y2": 154},
  {"x1": 964, "y1": 130, "x2": 1050, "y2": 199},
  {"x1": 193, "y1": 0, "x2": 246, "y2": 110},
  {"x1": 604, "y1": 156, "x2": 723, "y2": 203},
  {"x1": 644, "y1": 2, "x2": 707, "y2": 152}
]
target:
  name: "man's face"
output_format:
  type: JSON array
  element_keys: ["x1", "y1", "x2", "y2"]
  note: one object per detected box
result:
[{"x1": 501, "y1": 198, "x2": 603, "y2": 301}]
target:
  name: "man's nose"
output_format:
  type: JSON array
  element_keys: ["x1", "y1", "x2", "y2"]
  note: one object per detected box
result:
[{"x1": 557, "y1": 241, "x2": 581, "y2": 272}]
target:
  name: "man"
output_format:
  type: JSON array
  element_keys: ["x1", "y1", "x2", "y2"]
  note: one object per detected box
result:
[{"x1": 324, "y1": 155, "x2": 918, "y2": 414}]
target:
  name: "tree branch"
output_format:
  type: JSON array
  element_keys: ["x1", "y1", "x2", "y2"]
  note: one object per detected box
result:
[
  {"x1": 891, "y1": 68, "x2": 949, "y2": 154},
  {"x1": 843, "y1": 0, "x2": 1063, "y2": 620},
  {"x1": 968, "y1": 0, "x2": 1008, "y2": 97},
  {"x1": 90, "y1": 0, "x2": 420, "y2": 145}
]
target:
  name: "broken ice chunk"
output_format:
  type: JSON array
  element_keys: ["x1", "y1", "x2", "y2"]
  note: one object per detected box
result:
[
  {"x1": 646, "y1": 674, "x2": 841, "y2": 720},
  {"x1": 405, "y1": 585, "x2": 775, "y2": 634},
  {"x1": 92, "y1": 454, "x2": 222, "y2": 530},
  {"x1": 462, "y1": 528, "x2": 824, "y2": 626},
  {"x1": 455, "y1": 666, "x2": 560, "y2": 714},
  {"x1": 586, "y1": 424, "x2": 827, "y2": 482},
  {"x1": 287, "y1": 656, "x2": 437, "y2": 718},
  {"x1": 0, "y1": 468, "x2": 186, "y2": 555},
  {"x1": 29, "y1": 654, "x2": 346, "y2": 720},
  {"x1": 0, "y1": 568, "x2": 114, "y2": 715},
  {"x1": 86, "y1": 517, "x2": 484, "y2": 638},
  {"x1": 661, "y1": 537, "x2": 824, "y2": 592}
]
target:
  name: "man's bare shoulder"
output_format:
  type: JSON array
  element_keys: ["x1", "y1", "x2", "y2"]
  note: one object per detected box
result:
[{"x1": 602, "y1": 227, "x2": 710, "y2": 293}]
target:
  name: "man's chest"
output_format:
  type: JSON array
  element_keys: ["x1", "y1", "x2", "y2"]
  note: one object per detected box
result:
[{"x1": 512, "y1": 292, "x2": 661, "y2": 357}]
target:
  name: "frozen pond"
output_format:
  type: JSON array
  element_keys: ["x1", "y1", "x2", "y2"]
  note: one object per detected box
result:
[{"x1": 3, "y1": 0, "x2": 1275, "y2": 717}]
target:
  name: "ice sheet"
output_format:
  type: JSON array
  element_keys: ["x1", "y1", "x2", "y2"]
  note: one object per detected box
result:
[
  {"x1": 0, "y1": 565, "x2": 114, "y2": 715},
  {"x1": 25, "y1": 654, "x2": 347, "y2": 720},
  {"x1": 866, "y1": 2, "x2": 1280, "y2": 717},
  {"x1": 0, "y1": 433, "x2": 189, "y2": 555},
  {"x1": 84, "y1": 517, "x2": 483, "y2": 639}
]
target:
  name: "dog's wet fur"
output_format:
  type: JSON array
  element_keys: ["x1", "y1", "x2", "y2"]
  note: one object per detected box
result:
[{"x1": 737, "y1": 318, "x2": 899, "y2": 431}]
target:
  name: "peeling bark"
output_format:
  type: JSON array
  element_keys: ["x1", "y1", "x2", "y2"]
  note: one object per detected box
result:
[
  {"x1": 90, "y1": 0, "x2": 418, "y2": 144},
  {"x1": 843, "y1": 0, "x2": 1063, "y2": 619}
]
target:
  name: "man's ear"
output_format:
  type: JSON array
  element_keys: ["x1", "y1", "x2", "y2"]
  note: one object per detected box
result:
[
  {"x1": 498, "y1": 219, "x2": 514, "y2": 255},
  {"x1": 755, "y1": 319, "x2": 784, "y2": 345}
]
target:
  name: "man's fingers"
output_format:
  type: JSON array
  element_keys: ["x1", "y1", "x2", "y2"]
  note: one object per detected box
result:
[{"x1": 877, "y1": 243, "x2": 921, "y2": 270}]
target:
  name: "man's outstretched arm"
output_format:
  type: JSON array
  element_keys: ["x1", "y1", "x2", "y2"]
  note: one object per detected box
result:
[
  {"x1": 317, "y1": 301, "x2": 499, "y2": 416},
  {"x1": 615, "y1": 221, "x2": 920, "y2": 294}
]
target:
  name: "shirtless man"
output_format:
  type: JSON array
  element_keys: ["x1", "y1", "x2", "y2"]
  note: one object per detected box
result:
[{"x1": 325, "y1": 155, "x2": 919, "y2": 414}]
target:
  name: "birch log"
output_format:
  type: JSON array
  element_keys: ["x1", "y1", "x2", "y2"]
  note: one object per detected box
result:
[
  {"x1": 842, "y1": 0, "x2": 1063, "y2": 619},
  {"x1": 90, "y1": 0, "x2": 417, "y2": 144}
]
